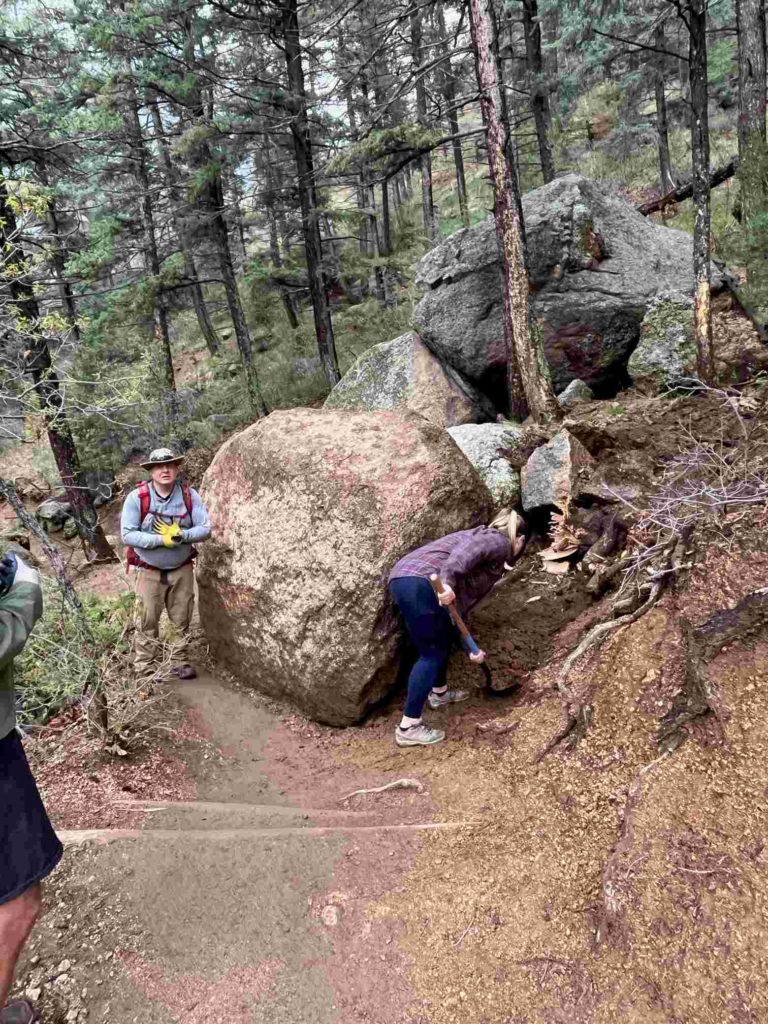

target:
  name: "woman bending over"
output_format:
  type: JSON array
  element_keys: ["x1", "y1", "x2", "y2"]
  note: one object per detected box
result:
[{"x1": 388, "y1": 510, "x2": 527, "y2": 747}]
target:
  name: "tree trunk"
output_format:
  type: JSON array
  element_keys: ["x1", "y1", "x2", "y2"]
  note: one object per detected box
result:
[
  {"x1": 0, "y1": 186, "x2": 116, "y2": 562},
  {"x1": 435, "y1": 2, "x2": 469, "y2": 227},
  {"x1": 654, "y1": 21, "x2": 675, "y2": 193},
  {"x1": 736, "y1": 0, "x2": 768, "y2": 321},
  {"x1": 381, "y1": 178, "x2": 392, "y2": 257},
  {"x1": 148, "y1": 97, "x2": 220, "y2": 356},
  {"x1": 35, "y1": 162, "x2": 81, "y2": 345},
  {"x1": 410, "y1": 8, "x2": 438, "y2": 243},
  {"x1": 262, "y1": 133, "x2": 300, "y2": 329},
  {"x1": 522, "y1": 0, "x2": 555, "y2": 184},
  {"x1": 121, "y1": 72, "x2": 176, "y2": 396},
  {"x1": 212, "y1": 175, "x2": 269, "y2": 413},
  {"x1": 737, "y1": 0, "x2": 767, "y2": 156},
  {"x1": 280, "y1": 0, "x2": 340, "y2": 387},
  {"x1": 468, "y1": 0, "x2": 561, "y2": 424},
  {"x1": 182, "y1": 15, "x2": 267, "y2": 415},
  {"x1": 688, "y1": 0, "x2": 714, "y2": 382}
]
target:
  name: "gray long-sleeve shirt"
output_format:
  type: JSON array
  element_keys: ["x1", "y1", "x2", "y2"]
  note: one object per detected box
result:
[{"x1": 120, "y1": 482, "x2": 211, "y2": 570}]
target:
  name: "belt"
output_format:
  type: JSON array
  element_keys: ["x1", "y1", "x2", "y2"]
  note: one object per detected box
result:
[{"x1": 140, "y1": 559, "x2": 193, "y2": 585}]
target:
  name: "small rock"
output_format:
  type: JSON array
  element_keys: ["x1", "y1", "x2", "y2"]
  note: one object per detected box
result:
[
  {"x1": 320, "y1": 905, "x2": 342, "y2": 927},
  {"x1": 557, "y1": 378, "x2": 594, "y2": 410},
  {"x1": 63, "y1": 518, "x2": 80, "y2": 540},
  {"x1": 25, "y1": 988, "x2": 41, "y2": 1002},
  {"x1": 55, "y1": 959, "x2": 72, "y2": 975},
  {"x1": 35, "y1": 500, "x2": 72, "y2": 533}
]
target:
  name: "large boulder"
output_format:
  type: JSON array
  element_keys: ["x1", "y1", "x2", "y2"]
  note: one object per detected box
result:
[
  {"x1": 447, "y1": 423, "x2": 521, "y2": 508},
  {"x1": 197, "y1": 409, "x2": 493, "y2": 725},
  {"x1": 414, "y1": 174, "x2": 724, "y2": 404},
  {"x1": 324, "y1": 332, "x2": 491, "y2": 427},
  {"x1": 628, "y1": 291, "x2": 696, "y2": 393}
]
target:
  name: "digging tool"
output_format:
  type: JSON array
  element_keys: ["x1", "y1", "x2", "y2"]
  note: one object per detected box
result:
[{"x1": 429, "y1": 574, "x2": 520, "y2": 695}]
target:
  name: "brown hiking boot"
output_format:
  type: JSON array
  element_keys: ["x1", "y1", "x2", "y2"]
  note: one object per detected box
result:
[
  {"x1": 169, "y1": 664, "x2": 197, "y2": 680},
  {"x1": 0, "y1": 1001, "x2": 40, "y2": 1023}
]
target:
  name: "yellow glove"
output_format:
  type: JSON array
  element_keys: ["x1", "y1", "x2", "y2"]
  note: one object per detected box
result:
[{"x1": 153, "y1": 518, "x2": 184, "y2": 547}]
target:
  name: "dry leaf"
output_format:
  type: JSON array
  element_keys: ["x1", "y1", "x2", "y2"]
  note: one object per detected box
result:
[
  {"x1": 543, "y1": 560, "x2": 570, "y2": 575},
  {"x1": 540, "y1": 545, "x2": 579, "y2": 561}
]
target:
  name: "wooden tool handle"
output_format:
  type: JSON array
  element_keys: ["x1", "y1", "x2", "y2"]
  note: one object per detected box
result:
[{"x1": 429, "y1": 574, "x2": 482, "y2": 657}]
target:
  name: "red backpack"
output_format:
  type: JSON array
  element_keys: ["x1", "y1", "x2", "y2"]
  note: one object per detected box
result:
[{"x1": 125, "y1": 480, "x2": 194, "y2": 570}]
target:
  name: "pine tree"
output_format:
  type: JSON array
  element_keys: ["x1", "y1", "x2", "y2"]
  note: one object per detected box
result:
[{"x1": 469, "y1": 0, "x2": 561, "y2": 423}]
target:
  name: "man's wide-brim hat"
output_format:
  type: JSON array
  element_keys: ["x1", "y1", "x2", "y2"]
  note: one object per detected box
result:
[{"x1": 140, "y1": 447, "x2": 185, "y2": 470}]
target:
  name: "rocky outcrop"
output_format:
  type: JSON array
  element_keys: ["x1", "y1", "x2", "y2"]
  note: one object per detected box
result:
[
  {"x1": 414, "y1": 174, "x2": 724, "y2": 404},
  {"x1": 628, "y1": 292, "x2": 696, "y2": 393},
  {"x1": 324, "y1": 332, "x2": 491, "y2": 427},
  {"x1": 447, "y1": 423, "x2": 521, "y2": 508},
  {"x1": 521, "y1": 429, "x2": 595, "y2": 511},
  {"x1": 197, "y1": 408, "x2": 494, "y2": 725}
]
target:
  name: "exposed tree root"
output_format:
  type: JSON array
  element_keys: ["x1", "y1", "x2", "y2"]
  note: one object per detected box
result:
[
  {"x1": 658, "y1": 585, "x2": 768, "y2": 750},
  {"x1": 595, "y1": 751, "x2": 671, "y2": 949},
  {"x1": 540, "y1": 530, "x2": 690, "y2": 760},
  {"x1": 340, "y1": 778, "x2": 425, "y2": 804}
]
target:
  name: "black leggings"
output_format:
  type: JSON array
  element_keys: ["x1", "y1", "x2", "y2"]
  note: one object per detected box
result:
[{"x1": 389, "y1": 576, "x2": 453, "y2": 718}]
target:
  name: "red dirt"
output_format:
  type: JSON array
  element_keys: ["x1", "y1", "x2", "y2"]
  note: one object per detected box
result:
[
  {"x1": 32, "y1": 726, "x2": 195, "y2": 830},
  {"x1": 118, "y1": 953, "x2": 282, "y2": 1024}
]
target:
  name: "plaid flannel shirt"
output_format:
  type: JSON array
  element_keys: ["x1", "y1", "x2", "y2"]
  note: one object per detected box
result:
[{"x1": 389, "y1": 527, "x2": 511, "y2": 617}]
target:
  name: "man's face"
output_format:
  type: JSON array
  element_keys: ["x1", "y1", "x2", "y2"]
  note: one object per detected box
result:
[{"x1": 150, "y1": 463, "x2": 180, "y2": 488}]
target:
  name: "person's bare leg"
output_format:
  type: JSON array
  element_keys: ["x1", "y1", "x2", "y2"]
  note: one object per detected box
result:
[{"x1": 0, "y1": 885, "x2": 41, "y2": 1007}]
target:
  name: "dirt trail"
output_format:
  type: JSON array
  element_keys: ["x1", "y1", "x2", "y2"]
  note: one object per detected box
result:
[{"x1": 19, "y1": 672, "x2": 476, "y2": 1024}]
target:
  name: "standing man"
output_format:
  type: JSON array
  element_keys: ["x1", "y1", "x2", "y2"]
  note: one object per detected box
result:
[
  {"x1": 0, "y1": 551, "x2": 63, "y2": 1024},
  {"x1": 121, "y1": 448, "x2": 211, "y2": 681}
]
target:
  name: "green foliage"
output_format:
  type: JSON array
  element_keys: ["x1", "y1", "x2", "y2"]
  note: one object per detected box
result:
[
  {"x1": 17, "y1": 583, "x2": 134, "y2": 726},
  {"x1": 64, "y1": 215, "x2": 126, "y2": 281},
  {"x1": 571, "y1": 81, "x2": 624, "y2": 129},
  {"x1": 708, "y1": 38, "x2": 737, "y2": 105},
  {"x1": 327, "y1": 123, "x2": 442, "y2": 175}
]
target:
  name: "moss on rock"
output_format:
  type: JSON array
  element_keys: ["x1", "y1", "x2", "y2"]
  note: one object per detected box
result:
[{"x1": 628, "y1": 291, "x2": 696, "y2": 393}]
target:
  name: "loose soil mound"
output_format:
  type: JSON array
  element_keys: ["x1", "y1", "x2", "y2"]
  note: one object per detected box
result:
[{"x1": 337, "y1": 527, "x2": 768, "y2": 1024}]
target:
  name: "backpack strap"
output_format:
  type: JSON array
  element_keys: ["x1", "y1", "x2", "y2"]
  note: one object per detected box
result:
[
  {"x1": 125, "y1": 482, "x2": 153, "y2": 573},
  {"x1": 180, "y1": 482, "x2": 193, "y2": 519},
  {"x1": 137, "y1": 481, "x2": 152, "y2": 521}
]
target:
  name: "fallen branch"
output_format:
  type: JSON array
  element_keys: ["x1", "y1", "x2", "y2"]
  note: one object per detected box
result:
[
  {"x1": 637, "y1": 155, "x2": 739, "y2": 215},
  {"x1": 340, "y1": 778, "x2": 425, "y2": 804}
]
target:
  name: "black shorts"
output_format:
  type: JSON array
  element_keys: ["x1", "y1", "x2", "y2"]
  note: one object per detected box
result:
[{"x1": 0, "y1": 729, "x2": 63, "y2": 905}]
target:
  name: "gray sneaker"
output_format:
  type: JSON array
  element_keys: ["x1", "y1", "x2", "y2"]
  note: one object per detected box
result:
[
  {"x1": 395, "y1": 723, "x2": 445, "y2": 747},
  {"x1": 428, "y1": 689, "x2": 469, "y2": 709},
  {"x1": 0, "y1": 1001, "x2": 40, "y2": 1024}
]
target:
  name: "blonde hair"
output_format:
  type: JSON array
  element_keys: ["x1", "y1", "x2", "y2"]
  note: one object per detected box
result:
[{"x1": 488, "y1": 508, "x2": 523, "y2": 546}]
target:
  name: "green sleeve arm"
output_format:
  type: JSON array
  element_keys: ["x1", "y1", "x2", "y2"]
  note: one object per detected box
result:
[{"x1": 0, "y1": 561, "x2": 43, "y2": 671}]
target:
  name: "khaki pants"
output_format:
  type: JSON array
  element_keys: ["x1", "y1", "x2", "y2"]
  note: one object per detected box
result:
[{"x1": 133, "y1": 562, "x2": 195, "y2": 677}]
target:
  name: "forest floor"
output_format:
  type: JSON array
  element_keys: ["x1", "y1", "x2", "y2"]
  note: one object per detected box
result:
[{"x1": 9, "y1": 385, "x2": 768, "y2": 1023}]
